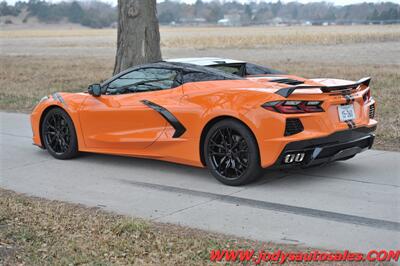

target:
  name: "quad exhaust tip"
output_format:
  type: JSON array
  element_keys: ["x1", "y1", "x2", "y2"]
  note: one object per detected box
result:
[{"x1": 284, "y1": 153, "x2": 305, "y2": 164}]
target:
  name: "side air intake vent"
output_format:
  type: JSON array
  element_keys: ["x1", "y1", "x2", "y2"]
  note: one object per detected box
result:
[
  {"x1": 369, "y1": 104, "x2": 375, "y2": 119},
  {"x1": 285, "y1": 118, "x2": 304, "y2": 136}
]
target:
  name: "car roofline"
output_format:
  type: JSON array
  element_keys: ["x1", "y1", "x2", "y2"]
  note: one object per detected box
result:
[{"x1": 165, "y1": 57, "x2": 245, "y2": 66}]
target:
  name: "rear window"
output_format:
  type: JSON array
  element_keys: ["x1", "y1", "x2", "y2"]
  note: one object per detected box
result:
[
  {"x1": 245, "y1": 63, "x2": 284, "y2": 75},
  {"x1": 182, "y1": 71, "x2": 239, "y2": 83},
  {"x1": 211, "y1": 65, "x2": 243, "y2": 76},
  {"x1": 179, "y1": 63, "x2": 243, "y2": 84}
]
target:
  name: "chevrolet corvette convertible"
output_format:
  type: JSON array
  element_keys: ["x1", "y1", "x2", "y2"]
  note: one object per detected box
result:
[{"x1": 31, "y1": 60, "x2": 377, "y2": 186}]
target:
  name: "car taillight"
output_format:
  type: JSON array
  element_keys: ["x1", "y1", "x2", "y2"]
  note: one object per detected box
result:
[
  {"x1": 363, "y1": 89, "x2": 371, "y2": 102},
  {"x1": 262, "y1": 100, "x2": 324, "y2": 113}
]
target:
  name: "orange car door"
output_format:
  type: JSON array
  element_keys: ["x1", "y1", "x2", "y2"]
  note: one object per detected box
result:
[{"x1": 79, "y1": 68, "x2": 183, "y2": 152}]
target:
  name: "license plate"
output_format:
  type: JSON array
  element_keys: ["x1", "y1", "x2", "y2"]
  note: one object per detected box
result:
[{"x1": 338, "y1": 105, "x2": 356, "y2": 121}]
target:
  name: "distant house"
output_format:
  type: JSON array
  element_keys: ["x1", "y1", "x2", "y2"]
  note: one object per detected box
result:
[
  {"x1": 218, "y1": 14, "x2": 241, "y2": 26},
  {"x1": 217, "y1": 18, "x2": 229, "y2": 26},
  {"x1": 180, "y1": 17, "x2": 207, "y2": 26},
  {"x1": 271, "y1": 17, "x2": 284, "y2": 26}
]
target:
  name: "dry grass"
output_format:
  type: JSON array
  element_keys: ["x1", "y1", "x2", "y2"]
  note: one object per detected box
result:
[
  {"x1": 0, "y1": 56, "x2": 112, "y2": 112},
  {"x1": 0, "y1": 55, "x2": 398, "y2": 151},
  {"x1": 0, "y1": 28, "x2": 116, "y2": 38},
  {"x1": 161, "y1": 25, "x2": 400, "y2": 48},
  {"x1": 1, "y1": 188, "x2": 364, "y2": 266},
  {"x1": 1, "y1": 25, "x2": 399, "y2": 49}
]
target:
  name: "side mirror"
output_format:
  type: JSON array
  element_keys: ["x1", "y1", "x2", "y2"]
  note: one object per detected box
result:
[{"x1": 88, "y1": 84, "x2": 102, "y2": 97}]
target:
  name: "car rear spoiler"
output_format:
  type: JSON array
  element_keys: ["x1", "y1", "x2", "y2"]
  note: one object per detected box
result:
[{"x1": 275, "y1": 77, "x2": 371, "y2": 98}]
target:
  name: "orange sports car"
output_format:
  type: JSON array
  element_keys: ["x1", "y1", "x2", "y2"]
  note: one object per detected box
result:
[{"x1": 31, "y1": 59, "x2": 377, "y2": 186}]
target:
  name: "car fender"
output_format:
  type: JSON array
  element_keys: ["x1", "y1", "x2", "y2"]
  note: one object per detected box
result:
[{"x1": 31, "y1": 92, "x2": 88, "y2": 149}]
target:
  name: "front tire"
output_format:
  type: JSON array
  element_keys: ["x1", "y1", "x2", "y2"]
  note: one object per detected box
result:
[
  {"x1": 204, "y1": 119, "x2": 262, "y2": 186},
  {"x1": 41, "y1": 108, "x2": 79, "y2": 160}
]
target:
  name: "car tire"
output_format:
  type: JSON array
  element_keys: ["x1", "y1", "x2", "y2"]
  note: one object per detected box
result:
[
  {"x1": 41, "y1": 108, "x2": 79, "y2": 160},
  {"x1": 204, "y1": 119, "x2": 262, "y2": 186}
]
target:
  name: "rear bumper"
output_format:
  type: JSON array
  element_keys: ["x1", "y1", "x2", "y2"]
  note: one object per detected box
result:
[{"x1": 270, "y1": 126, "x2": 376, "y2": 169}]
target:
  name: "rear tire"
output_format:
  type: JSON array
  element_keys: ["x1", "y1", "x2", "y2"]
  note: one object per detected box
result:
[
  {"x1": 204, "y1": 119, "x2": 262, "y2": 186},
  {"x1": 41, "y1": 108, "x2": 79, "y2": 160}
]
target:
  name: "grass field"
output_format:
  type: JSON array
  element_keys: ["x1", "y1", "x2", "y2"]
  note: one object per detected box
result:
[
  {"x1": 0, "y1": 25, "x2": 399, "y2": 150},
  {"x1": 1, "y1": 25, "x2": 399, "y2": 48}
]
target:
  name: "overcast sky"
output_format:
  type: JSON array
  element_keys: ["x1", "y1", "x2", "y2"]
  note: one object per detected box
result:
[{"x1": 4, "y1": 0, "x2": 400, "y2": 6}]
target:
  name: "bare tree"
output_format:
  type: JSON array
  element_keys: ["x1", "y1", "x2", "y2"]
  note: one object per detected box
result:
[{"x1": 113, "y1": 0, "x2": 162, "y2": 75}]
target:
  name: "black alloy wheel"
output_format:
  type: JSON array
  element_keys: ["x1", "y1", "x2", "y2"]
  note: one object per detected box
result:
[
  {"x1": 204, "y1": 119, "x2": 262, "y2": 186},
  {"x1": 41, "y1": 108, "x2": 78, "y2": 159}
]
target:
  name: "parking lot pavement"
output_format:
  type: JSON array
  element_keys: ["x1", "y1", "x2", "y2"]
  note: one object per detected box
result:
[{"x1": 1, "y1": 112, "x2": 399, "y2": 252}]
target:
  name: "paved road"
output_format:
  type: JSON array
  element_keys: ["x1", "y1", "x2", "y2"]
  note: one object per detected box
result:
[{"x1": 1, "y1": 112, "x2": 399, "y2": 252}]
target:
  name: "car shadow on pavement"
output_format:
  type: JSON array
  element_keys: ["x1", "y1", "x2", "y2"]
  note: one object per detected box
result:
[
  {"x1": 75, "y1": 151, "x2": 348, "y2": 188},
  {"x1": 77, "y1": 151, "x2": 211, "y2": 179}
]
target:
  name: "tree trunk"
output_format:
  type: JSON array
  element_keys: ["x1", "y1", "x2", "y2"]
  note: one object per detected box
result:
[{"x1": 113, "y1": 0, "x2": 162, "y2": 75}]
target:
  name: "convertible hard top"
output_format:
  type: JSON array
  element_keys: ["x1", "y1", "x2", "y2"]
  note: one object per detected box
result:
[
  {"x1": 166, "y1": 57, "x2": 284, "y2": 76},
  {"x1": 165, "y1": 57, "x2": 245, "y2": 66}
]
